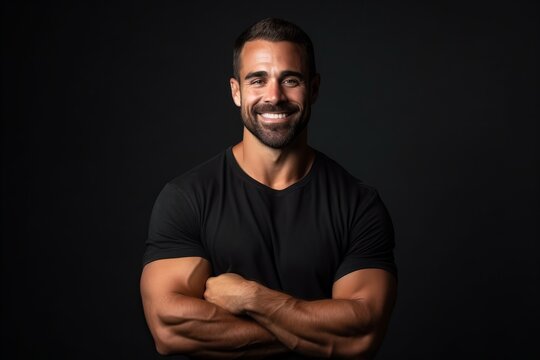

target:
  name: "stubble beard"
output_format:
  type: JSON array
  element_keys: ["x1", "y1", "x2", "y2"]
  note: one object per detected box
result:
[{"x1": 241, "y1": 103, "x2": 310, "y2": 149}]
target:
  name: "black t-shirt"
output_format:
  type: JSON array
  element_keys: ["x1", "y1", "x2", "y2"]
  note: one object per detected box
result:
[{"x1": 144, "y1": 147, "x2": 396, "y2": 301}]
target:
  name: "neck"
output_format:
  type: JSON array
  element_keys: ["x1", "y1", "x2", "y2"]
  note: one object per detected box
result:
[{"x1": 232, "y1": 128, "x2": 315, "y2": 190}]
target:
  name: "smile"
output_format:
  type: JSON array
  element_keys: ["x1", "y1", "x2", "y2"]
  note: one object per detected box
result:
[{"x1": 259, "y1": 113, "x2": 290, "y2": 119}]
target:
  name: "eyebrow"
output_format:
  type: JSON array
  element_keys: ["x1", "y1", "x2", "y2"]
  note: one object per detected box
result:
[
  {"x1": 244, "y1": 71, "x2": 268, "y2": 80},
  {"x1": 280, "y1": 71, "x2": 304, "y2": 80},
  {"x1": 244, "y1": 70, "x2": 305, "y2": 81}
]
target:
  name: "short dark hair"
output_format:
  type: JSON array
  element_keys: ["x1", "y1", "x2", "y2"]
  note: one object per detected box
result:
[{"x1": 233, "y1": 18, "x2": 316, "y2": 80}]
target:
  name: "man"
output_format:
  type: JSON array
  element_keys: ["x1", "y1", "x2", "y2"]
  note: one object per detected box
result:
[{"x1": 140, "y1": 18, "x2": 397, "y2": 359}]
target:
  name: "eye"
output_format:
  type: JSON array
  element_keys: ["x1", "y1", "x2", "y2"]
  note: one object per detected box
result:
[
  {"x1": 282, "y1": 78, "x2": 300, "y2": 87},
  {"x1": 249, "y1": 79, "x2": 265, "y2": 86}
]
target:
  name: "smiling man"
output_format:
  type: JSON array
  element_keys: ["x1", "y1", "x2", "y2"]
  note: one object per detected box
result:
[
  {"x1": 235, "y1": 40, "x2": 312, "y2": 150},
  {"x1": 141, "y1": 18, "x2": 397, "y2": 359}
]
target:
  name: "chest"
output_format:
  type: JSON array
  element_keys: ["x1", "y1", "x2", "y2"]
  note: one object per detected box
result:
[{"x1": 200, "y1": 187, "x2": 350, "y2": 299}]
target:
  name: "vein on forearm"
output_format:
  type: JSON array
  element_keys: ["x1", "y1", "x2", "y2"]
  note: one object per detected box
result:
[
  {"x1": 141, "y1": 258, "x2": 291, "y2": 357},
  {"x1": 158, "y1": 293, "x2": 273, "y2": 349},
  {"x1": 244, "y1": 288, "x2": 375, "y2": 358},
  {"x1": 253, "y1": 299, "x2": 370, "y2": 336}
]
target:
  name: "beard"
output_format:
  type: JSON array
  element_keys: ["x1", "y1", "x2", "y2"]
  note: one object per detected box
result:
[{"x1": 241, "y1": 102, "x2": 310, "y2": 149}]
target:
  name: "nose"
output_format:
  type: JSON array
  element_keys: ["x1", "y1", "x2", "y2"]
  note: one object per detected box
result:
[{"x1": 263, "y1": 79, "x2": 286, "y2": 104}]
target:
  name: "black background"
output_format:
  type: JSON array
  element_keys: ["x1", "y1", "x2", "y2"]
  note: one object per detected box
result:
[{"x1": 2, "y1": 0, "x2": 539, "y2": 358}]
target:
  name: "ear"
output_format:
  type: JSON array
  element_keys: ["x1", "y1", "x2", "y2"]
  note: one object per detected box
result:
[
  {"x1": 230, "y1": 77, "x2": 241, "y2": 107},
  {"x1": 309, "y1": 74, "x2": 321, "y2": 105}
]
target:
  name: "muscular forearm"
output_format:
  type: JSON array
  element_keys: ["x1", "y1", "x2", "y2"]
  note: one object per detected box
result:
[
  {"x1": 243, "y1": 285, "x2": 376, "y2": 359},
  {"x1": 149, "y1": 293, "x2": 289, "y2": 358},
  {"x1": 204, "y1": 273, "x2": 380, "y2": 358}
]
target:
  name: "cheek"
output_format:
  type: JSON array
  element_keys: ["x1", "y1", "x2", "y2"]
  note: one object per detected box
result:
[
  {"x1": 240, "y1": 94, "x2": 259, "y2": 109},
  {"x1": 242, "y1": 89, "x2": 262, "y2": 101},
  {"x1": 285, "y1": 88, "x2": 308, "y2": 104}
]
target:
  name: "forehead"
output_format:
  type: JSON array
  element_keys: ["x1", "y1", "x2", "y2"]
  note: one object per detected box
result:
[{"x1": 238, "y1": 40, "x2": 306, "y2": 76}]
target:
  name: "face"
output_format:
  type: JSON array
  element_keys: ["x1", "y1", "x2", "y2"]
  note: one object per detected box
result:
[{"x1": 230, "y1": 40, "x2": 319, "y2": 149}]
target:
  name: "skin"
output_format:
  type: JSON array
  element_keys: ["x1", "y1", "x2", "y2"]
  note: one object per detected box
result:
[
  {"x1": 140, "y1": 40, "x2": 397, "y2": 358},
  {"x1": 140, "y1": 257, "x2": 288, "y2": 358},
  {"x1": 205, "y1": 271, "x2": 396, "y2": 359},
  {"x1": 230, "y1": 40, "x2": 320, "y2": 190}
]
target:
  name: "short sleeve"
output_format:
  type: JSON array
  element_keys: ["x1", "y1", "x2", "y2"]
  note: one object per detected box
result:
[
  {"x1": 142, "y1": 182, "x2": 208, "y2": 265},
  {"x1": 334, "y1": 188, "x2": 397, "y2": 281}
]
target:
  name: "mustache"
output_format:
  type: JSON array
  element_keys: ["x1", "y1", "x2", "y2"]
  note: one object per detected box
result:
[{"x1": 253, "y1": 102, "x2": 299, "y2": 114}]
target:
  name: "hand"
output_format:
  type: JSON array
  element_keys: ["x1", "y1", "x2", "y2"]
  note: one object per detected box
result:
[{"x1": 204, "y1": 273, "x2": 256, "y2": 315}]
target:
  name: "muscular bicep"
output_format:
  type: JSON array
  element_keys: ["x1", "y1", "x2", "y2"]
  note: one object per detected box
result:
[
  {"x1": 332, "y1": 269, "x2": 397, "y2": 330},
  {"x1": 141, "y1": 257, "x2": 212, "y2": 300},
  {"x1": 140, "y1": 257, "x2": 212, "y2": 328},
  {"x1": 140, "y1": 257, "x2": 213, "y2": 347}
]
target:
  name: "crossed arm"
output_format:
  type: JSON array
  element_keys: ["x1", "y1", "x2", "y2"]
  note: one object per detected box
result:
[{"x1": 140, "y1": 257, "x2": 396, "y2": 359}]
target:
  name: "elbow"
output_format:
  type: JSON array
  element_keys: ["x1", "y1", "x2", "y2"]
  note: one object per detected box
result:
[
  {"x1": 337, "y1": 334, "x2": 380, "y2": 360},
  {"x1": 151, "y1": 323, "x2": 195, "y2": 356},
  {"x1": 330, "y1": 333, "x2": 380, "y2": 360},
  {"x1": 145, "y1": 304, "x2": 203, "y2": 356},
  {"x1": 152, "y1": 326, "x2": 176, "y2": 355},
  {"x1": 335, "y1": 309, "x2": 389, "y2": 359},
  {"x1": 155, "y1": 340, "x2": 172, "y2": 356}
]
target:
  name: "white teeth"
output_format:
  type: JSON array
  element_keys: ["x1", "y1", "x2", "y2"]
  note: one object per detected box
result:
[{"x1": 261, "y1": 113, "x2": 288, "y2": 119}]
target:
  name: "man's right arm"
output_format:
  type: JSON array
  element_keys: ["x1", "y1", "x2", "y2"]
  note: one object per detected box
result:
[{"x1": 140, "y1": 256, "x2": 288, "y2": 358}]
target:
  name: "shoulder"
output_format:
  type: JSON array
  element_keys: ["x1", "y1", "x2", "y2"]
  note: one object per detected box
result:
[
  {"x1": 314, "y1": 150, "x2": 379, "y2": 198},
  {"x1": 153, "y1": 149, "x2": 229, "y2": 214},
  {"x1": 150, "y1": 149, "x2": 230, "y2": 224},
  {"x1": 166, "y1": 149, "x2": 228, "y2": 194}
]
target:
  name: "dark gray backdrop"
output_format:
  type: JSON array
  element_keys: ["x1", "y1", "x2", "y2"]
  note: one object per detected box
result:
[{"x1": 2, "y1": 0, "x2": 539, "y2": 358}]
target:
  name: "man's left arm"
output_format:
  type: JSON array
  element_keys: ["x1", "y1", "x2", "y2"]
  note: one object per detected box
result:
[{"x1": 204, "y1": 269, "x2": 397, "y2": 359}]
